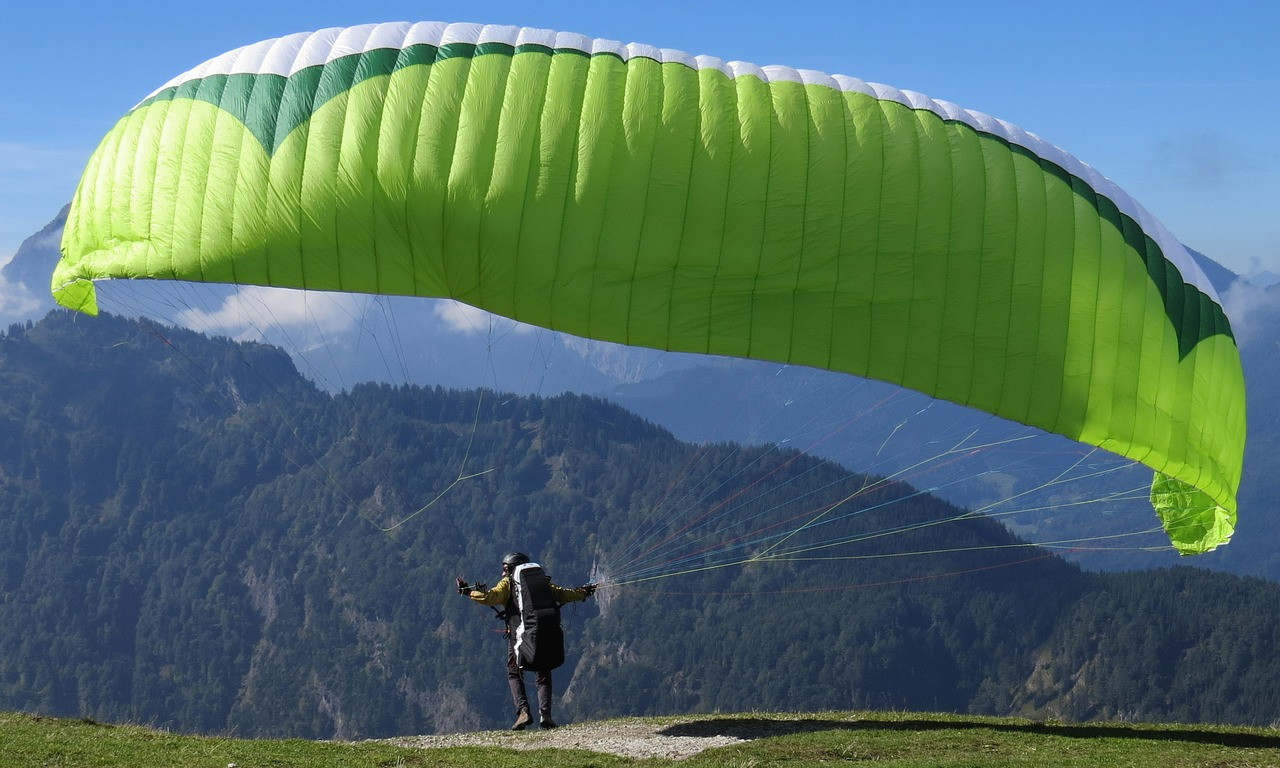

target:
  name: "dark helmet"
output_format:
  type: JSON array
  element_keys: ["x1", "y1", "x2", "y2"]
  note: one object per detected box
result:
[{"x1": 501, "y1": 552, "x2": 530, "y2": 568}]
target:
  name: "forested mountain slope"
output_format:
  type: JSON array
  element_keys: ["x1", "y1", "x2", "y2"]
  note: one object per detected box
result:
[{"x1": 0, "y1": 312, "x2": 1277, "y2": 739}]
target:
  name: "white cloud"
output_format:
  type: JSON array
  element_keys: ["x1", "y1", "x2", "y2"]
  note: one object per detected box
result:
[
  {"x1": 0, "y1": 249, "x2": 46, "y2": 325},
  {"x1": 177, "y1": 286, "x2": 364, "y2": 344},
  {"x1": 433, "y1": 300, "x2": 535, "y2": 337},
  {"x1": 0, "y1": 275, "x2": 44, "y2": 326},
  {"x1": 1221, "y1": 279, "x2": 1280, "y2": 345}
]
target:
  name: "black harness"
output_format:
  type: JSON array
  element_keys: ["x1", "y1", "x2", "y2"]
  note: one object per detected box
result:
[{"x1": 504, "y1": 562, "x2": 566, "y2": 671}]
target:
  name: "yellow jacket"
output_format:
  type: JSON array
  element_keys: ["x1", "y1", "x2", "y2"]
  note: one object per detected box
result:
[{"x1": 468, "y1": 575, "x2": 589, "y2": 607}]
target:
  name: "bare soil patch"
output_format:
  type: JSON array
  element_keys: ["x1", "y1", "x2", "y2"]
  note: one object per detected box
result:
[{"x1": 374, "y1": 716, "x2": 781, "y2": 760}]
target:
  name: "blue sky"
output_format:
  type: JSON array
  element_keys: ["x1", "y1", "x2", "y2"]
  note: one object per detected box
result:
[{"x1": 2, "y1": 0, "x2": 1276, "y2": 276}]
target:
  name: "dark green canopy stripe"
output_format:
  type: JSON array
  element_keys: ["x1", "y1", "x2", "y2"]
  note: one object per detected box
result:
[
  {"x1": 142, "y1": 43, "x2": 569, "y2": 155},
  {"x1": 137, "y1": 42, "x2": 1232, "y2": 360}
]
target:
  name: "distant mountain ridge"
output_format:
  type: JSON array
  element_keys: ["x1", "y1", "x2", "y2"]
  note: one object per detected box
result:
[
  {"x1": 3, "y1": 204, "x2": 67, "y2": 292},
  {"x1": 3, "y1": 311, "x2": 1280, "y2": 738}
]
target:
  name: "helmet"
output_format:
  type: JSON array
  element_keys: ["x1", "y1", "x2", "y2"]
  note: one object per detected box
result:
[{"x1": 501, "y1": 552, "x2": 530, "y2": 568}]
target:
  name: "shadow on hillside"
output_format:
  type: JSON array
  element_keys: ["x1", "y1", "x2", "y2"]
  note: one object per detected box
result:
[{"x1": 658, "y1": 716, "x2": 1280, "y2": 750}]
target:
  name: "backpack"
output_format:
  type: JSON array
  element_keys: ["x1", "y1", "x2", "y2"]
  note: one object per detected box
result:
[{"x1": 510, "y1": 562, "x2": 565, "y2": 671}]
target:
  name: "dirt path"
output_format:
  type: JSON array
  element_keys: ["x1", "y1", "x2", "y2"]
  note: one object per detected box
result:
[{"x1": 375, "y1": 716, "x2": 808, "y2": 760}]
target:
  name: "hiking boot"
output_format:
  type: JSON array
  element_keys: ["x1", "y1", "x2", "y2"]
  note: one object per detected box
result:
[
  {"x1": 511, "y1": 709, "x2": 532, "y2": 730},
  {"x1": 540, "y1": 717, "x2": 558, "y2": 729}
]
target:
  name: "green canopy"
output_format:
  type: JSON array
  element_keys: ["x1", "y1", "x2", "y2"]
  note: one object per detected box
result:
[{"x1": 54, "y1": 22, "x2": 1245, "y2": 553}]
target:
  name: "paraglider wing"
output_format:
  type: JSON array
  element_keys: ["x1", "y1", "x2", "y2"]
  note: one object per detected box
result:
[{"x1": 54, "y1": 22, "x2": 1245, "y2": 554}]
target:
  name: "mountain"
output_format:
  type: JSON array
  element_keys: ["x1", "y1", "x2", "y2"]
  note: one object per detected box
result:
[
  {"x1": 3, "y1": 312, "x2": 1280, "y2": 739},
  {"x1": 1252, "y1": 271, "x2": 1280, "y2": 289},
  {"x1": 2, "y1": 205, "x2": 67, "y2": 292},
  {"x1": 1186, "y1": 246, "x2": 1244, "y2": 295},
  {"x1": 9, "y1": 210, "x2": 1279, "y2": 579}
]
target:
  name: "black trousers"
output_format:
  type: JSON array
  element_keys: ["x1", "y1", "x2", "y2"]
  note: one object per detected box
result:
[{"x1": 507, "y1": 644, "x2": 553, "y2": 717}]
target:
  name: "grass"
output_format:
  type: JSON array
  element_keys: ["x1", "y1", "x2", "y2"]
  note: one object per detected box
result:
[{"x1": 3, "y1": 709, "x2": 1280, "y2": 768}]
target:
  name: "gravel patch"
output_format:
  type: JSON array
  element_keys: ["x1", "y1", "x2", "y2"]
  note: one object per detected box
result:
[{"x1": 374, "y1": 717, "x2": 753, "y2": 760}]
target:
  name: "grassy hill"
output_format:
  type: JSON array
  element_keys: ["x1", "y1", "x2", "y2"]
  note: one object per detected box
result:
[{"x1": 4, "y1": 709, "x2": 1279, "y2": 768}]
